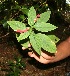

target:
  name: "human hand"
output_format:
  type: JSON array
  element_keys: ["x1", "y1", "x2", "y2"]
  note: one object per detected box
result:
[
  {"x1": 28, "y1": 51, "x2": 55, "y2": 64},
  {"x1": 22, "y1": 37, "x2": 70, "y2": 64},
  {"x1": 22, "y1": 44, "x2": 56, "y2": 64}
]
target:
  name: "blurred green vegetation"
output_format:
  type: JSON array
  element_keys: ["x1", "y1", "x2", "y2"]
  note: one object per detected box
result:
[{"x1": 0, "y1": 0, "x2": 70, "y2": 27}]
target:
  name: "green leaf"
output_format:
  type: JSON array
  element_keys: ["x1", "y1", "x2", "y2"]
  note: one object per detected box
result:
[
  {"x1": 34, "y1": 22, "x2": 57, "y2": 32},
  {"x1": 37, "y1": 11, "x2": 51, "y2": 23},
  {"x1": 28, "y1": 6, "x2": 36, "y2": 26},
  {"x1": 19, "y1": 15, "x2": 25, "y2": 21},
  {"x1": 21, "y1": 6, "x2": 29, "y2": 16},
  {"x1": 13, "y1": 5, "x2": 21, "y2": 9},
  {"x1": 17, "y1": 31, "x2": 30, "y2": 42},
  {"x1": 3, "y1": 21, "x2": 8, "y2": 28},
  {"x1": 7, "y1": 21, "x2": 26, "y2": 30},
  {"x1": 20, "y1": 62, "x2": 26, "y2": 69},
  {"x1": 29, "y1": 33, "x2": 41, "y2": 55},
  {"x1": 36, "y1": 33, "x2": 56, "y2": 53},
  {"x1": 21, "y1": 41, "x2": 29, "y2": 49},
  {"x1": 48, "y1": 35, "x2": 60, "y2": 43}
]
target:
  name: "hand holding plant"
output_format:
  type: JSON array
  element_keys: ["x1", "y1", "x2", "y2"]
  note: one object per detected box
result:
[
  {"x1": 28, "y1": 37, "x2": 70, "y2": 64},
  {"x1": 7, "y1": 6, "x2": 59, "y2": 55}
]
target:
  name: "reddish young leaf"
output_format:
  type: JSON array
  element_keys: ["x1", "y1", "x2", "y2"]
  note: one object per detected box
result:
[
  {"x1": 37, "y1": 14, "x2": 40, "y2": 18},
  {"x1": 15, "y1": 27, "x2": 30, "y2": 33}
]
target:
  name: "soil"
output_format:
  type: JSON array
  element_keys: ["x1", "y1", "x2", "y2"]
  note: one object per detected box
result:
[{"x1": 0, "y1": 24, "x2": 70, "y2": 76}]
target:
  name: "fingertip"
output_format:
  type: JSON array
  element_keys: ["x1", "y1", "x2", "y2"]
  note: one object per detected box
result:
[
  {"x1": 28, "y1": 52, "x2": 34, "y2": 57},
  {"x1": 55, "y1": 51, "x2": 57, "y2": 55},
  {"x1": 22, "y1": 47, "x2": 26, "y2": 50},
  {"x1": 27, "y1": 27, "x2": 30, "y2": 30},
  {"x1": 28, "y1": 43, "x2": 31, "y2": 47}
]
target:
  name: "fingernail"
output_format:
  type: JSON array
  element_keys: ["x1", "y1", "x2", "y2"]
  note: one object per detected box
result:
[
  {"x1": 22, "y1": 47, "x2": 26, "y2": 50},
  {"x1": 31, "y1": 54, "x2": 34, "y2": 57},
  {"x1": 56, "y1": 51, "x2": 57, "y2": 53},
  {"x1": 28, "y1": 43, "x2": 31, "y2": 47},
  {"x1": 27, "y1": 27, "x2": 30, "y2": 30},
  {"x1": 31, "y1": 52, "x2": 34, "y2": 57}
]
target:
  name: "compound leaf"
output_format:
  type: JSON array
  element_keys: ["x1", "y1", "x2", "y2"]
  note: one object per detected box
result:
[
  {"x1": 34, "y1": 22, "x2": 57, "y2": 32},
  {"x1": 7, "y1": 21, "x2": 26, "y2": 30},
  {"x1": 28, "y1": 6, "x2": 36, "y2": 26}
]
